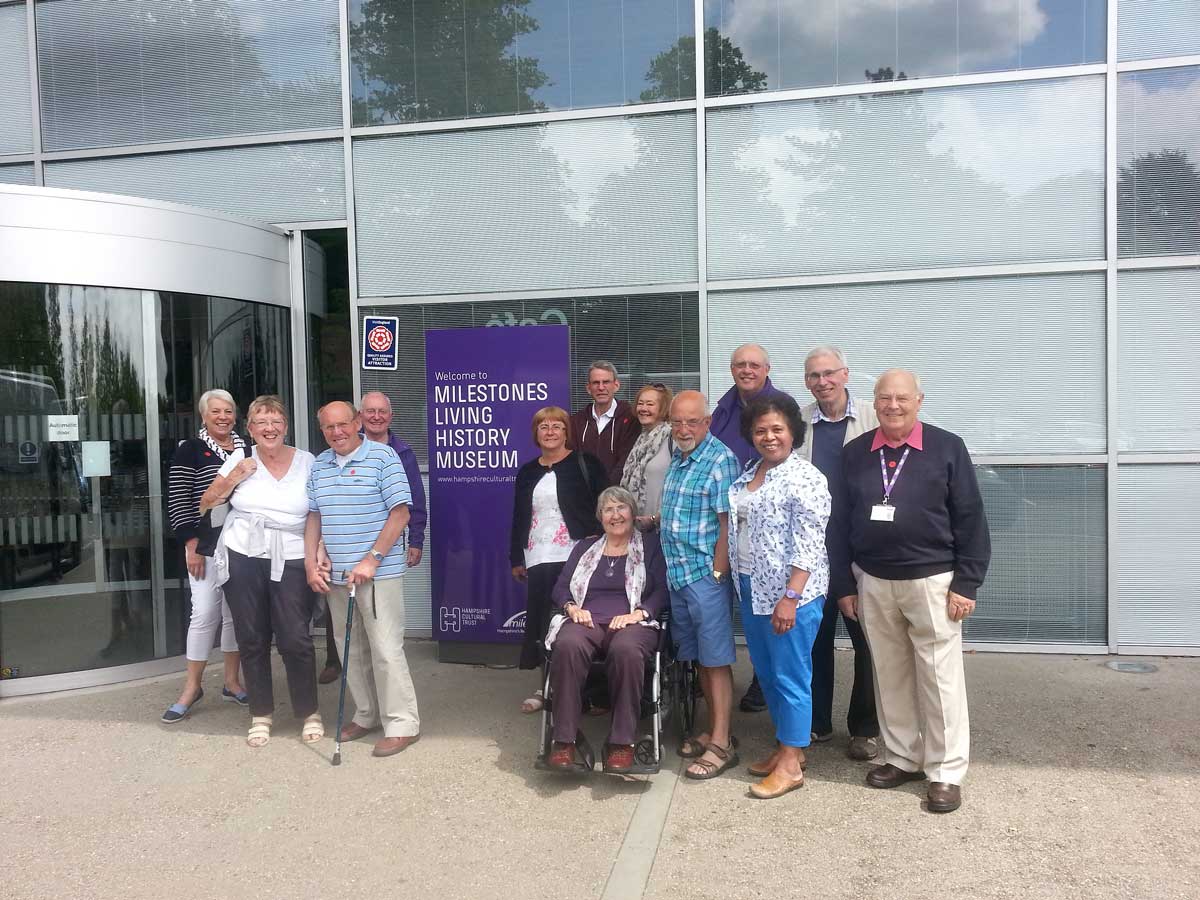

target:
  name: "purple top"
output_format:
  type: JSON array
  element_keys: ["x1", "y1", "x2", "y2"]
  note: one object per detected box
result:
[
  {"x1": 551, "y1": 532, "x2": 669, "y2": 623},
  {"x1": 708, "y1": 377, "x2": 796, "y2": 466}
]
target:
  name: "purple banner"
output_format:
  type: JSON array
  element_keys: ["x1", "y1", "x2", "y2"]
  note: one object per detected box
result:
[{"x1": 426, "y1": 325, "x2": 571, "y2": 644}]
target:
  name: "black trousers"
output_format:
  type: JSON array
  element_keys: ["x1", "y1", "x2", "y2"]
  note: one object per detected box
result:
[
  {"x1": 810, "y1": 593, "x2": 879, "y2": 738},
  {"x1": 520, "y1": 562, "x2": 566, "y2": 670},
  {"x1": 223, "y1": 550, "x2": 317, "y2": 719}
]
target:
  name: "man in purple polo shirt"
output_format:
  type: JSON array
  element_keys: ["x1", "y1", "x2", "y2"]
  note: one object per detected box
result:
[
  {"x1": 709, "y1": 342, "x2": 797, "y2": 713},
  {"x1": 317, "y1": 390, "x2": 428, "y2": 684}
]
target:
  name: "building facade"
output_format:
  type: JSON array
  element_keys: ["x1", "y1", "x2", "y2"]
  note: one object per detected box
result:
[{"x1": 1, "y1": 0, "x2": 1198, "y2": 693}]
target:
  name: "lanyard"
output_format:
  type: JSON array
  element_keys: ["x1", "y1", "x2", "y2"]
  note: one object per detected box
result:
[{"x1": 879, "y1": 446, "x2": 910, "y2": 505}]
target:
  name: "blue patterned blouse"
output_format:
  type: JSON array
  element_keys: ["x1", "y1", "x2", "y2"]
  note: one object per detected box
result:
[{"x1": 728, "y1": 452, "x2": 832, "y2": 616}]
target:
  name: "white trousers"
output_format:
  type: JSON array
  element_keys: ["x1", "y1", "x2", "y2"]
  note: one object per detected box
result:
[
  {"x1": 855, "y1": 566, "x2": 970, "y2": 785},
  {"x1": 327, "y1": 577, "x2": 420, "y2": 738},
  {"x1": 185, "y1": 560, "x2": 238, "y2": 661}
]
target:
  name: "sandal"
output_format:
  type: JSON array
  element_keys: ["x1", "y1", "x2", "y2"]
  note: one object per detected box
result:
[
  {"x1": 301, "y1": 712, "x2": 324, "y2": 744},
  {"x1": 521, "y1": 690, "x2": 544, "y2": 714},
  {"x1": 246, "y1": 715, "x2": 272, "y2": 748},
  {"x1": 684, "y1": 740, "x2": 740, "y2": 781}
]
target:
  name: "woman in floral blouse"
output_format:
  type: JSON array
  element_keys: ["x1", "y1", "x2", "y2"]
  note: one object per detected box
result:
[
  {"x1": 728, "y1": 393, "x2": 832, "y2": 799},
  {"x1": 509, "y1": 406, "x2": 607, "y2": 712}
]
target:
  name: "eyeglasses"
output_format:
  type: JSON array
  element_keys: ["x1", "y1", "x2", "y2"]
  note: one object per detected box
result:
[
  {"x1": 650, "y1": 382, "x2": 667, "y2": 390},
  {"x1": 250, "y1": 418, "x2": 287, "y2": 429},
  {"x1": 536, "y1": 422, "x2": 566, "y2": 432},
  {"x1": 669, "y1": 418, "x2": 705, "y2": 428},
  {"x1": 804, "y1": 367, "x2": 847, "y2": 382}
]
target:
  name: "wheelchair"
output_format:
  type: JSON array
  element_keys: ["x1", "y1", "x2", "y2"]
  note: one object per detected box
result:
[{"x1": 535, "y1": 609, "x2": 697, "y2": 775}]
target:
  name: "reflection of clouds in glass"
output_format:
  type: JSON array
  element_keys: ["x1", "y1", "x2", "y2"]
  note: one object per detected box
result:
[
  {"x1": 539, "y1": 121, "x2": 640, "y2": 225},
  {"x1": 718, "y1": 0, "x2": 1049, "y2": 81},
  {"x1": 733, "y1": 121, "x2": 836, "y2": 228},
  {"x1": 931, "y1": 78, "x2": 1104, "y2": 194},
  {"x1": 1118, "y1": 70, "x2": 1200, "y2": 166}
]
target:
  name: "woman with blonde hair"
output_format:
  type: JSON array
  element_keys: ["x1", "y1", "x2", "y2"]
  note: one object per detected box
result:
[
  {"x1": 621, "y1": 383, "x2": 673, "y2": 532},
  {"x1": 202, "y1": 395, "x2": 321, "y2": 748},
  {"x1": 509, "y1": 406, "x2": 607, "y2": 713},
  {"x1": 161, "y1": 389, "x2": 247, "y2": 724}
]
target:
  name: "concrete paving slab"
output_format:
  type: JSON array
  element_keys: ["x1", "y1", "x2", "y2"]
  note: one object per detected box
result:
[{"x1": 1, "y1": 646, "x2": 1197, "y2": 900}]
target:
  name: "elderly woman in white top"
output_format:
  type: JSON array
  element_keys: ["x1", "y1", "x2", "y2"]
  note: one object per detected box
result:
[
  {"x1": 728, "y1": 393, "x2": 831, "y2": 800},
  {"x1": 201, "y1": 395, "x2": 320, "y2": 748},
  {"x1": 620, "y1": 383, "x2": 673, "y2": 532}
]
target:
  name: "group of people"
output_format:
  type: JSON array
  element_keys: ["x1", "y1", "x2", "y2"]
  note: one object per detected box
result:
[
  {"x1": 163, "y1": 342, "x2": 990, "y2": 811},
  {"x1": 164, "y1": 391, "x2": 425, "y2": 758},
  {"x1": 511, "y1": 346, "x2": 990, "y2": 811}
]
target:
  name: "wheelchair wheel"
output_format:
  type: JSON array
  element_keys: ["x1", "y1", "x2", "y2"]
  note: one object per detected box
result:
[{"x1": 634, "y1": 737, "x2": 659, "y2": 766}]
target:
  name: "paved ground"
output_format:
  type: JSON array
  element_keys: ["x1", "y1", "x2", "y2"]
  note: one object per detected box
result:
[{"x1": 2, "y1": 645, "x2": 1197, "y2": 900}]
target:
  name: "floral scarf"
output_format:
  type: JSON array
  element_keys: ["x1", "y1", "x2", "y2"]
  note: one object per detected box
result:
[{"x1": 620, "y1": 422, "x2": 671, "y2": 512}]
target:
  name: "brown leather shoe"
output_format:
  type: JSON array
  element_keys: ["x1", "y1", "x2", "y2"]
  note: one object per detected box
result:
[
  {"x1": 865, "y1": 763, "x2": 926, "y2": 789},
  {"x1": 604, "y1": 744, "x2": 635, "y2": 774},
  {"x1": 749, "y1": 767, "x2": 805, "y2": 800},
  {"x1": 927, "y1": 782, "x2": 962, "y2": 813},
  {"x1": 848, "y1": 736, "x2": 879, "y2": 761},
  {"x1": 318, "y1": 664, "x2": 341, "y2": 685},
  {"x1": 339, "y1": 722, "x2": 374, "y2": 742},
  {"x1": 548, "y1": 742, "x2": 576, "y2": 770},
  {"x1": 372, "y1": 734, "x2": 420, "y2": 757}
]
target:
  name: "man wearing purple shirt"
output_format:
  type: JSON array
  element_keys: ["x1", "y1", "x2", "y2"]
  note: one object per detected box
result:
[
  {"x1": 317, "y1": 390, "x2": 428, "y2": 683},
  {"x1": 709, "y1": 343, "x2": 798, "y2": 714}
]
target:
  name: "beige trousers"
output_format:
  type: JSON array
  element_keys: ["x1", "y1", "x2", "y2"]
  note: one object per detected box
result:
[
  {"x1": 327, "y1": 577, "x2": 420, "y2": 738},
  {"x1": 854, "y1": 566, "x2": 969, "y2": 784}
]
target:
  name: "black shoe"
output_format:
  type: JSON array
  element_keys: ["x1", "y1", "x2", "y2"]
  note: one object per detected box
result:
[{"x1": 739, "y1": 676, "x2": 767, "y2": 713}]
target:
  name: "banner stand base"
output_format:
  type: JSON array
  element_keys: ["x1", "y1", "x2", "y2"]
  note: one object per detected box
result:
[{"x1": 437, "y1": 642, "x2": 518, "y2": 667}]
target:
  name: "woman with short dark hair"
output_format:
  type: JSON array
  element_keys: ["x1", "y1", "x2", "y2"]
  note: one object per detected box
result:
[
  {"x1": 728, "y1": 393, "x2": 831, "y2": 799},
  {"x1": 510, "y1": 405, "x2": 607, "y2": 713}
]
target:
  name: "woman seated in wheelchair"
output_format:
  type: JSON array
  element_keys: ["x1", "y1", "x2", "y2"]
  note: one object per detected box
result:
[{"x1": 544, "y1": 485, "x2": 668, "y2": 773}]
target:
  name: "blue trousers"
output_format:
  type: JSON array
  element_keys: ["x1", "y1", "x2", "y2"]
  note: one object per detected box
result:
[{"x1": 739, "y1": 574, "x2": 824, "y2": 748}]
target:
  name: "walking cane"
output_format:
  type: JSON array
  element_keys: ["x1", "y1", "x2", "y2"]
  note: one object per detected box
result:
[{"x1": 332, "y1": 573, "x2": 357, "y2": 767}]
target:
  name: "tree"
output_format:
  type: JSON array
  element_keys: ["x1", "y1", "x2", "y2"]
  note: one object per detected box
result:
[
  {"x1": 1118, "y1": 149, "x2": 1200, "y2": 256},
  {"x1": 350, "y1": 0, "x2": 549, "y2": 124},
  {"x1": 640, "y1": 27, "x2": 768, "y2": 102}
]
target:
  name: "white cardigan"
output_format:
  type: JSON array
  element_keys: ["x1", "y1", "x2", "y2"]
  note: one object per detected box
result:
[{"x1": 799, "y1": 393, "x2": 879, "y2": 462}]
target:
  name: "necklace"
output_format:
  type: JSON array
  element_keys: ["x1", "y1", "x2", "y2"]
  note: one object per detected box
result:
[{"x1": 604, "y1": 554, "x2": 626, "y2": 578}]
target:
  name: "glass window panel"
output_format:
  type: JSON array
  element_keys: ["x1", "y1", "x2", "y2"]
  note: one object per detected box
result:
[
  {"x1": 0, "y1": 165, "x2": 35, "y2": 186},
  {"x1": 967, "y1": 465, "x2": 1107, "y2": 644},
  {"x1": 707, "y1": 77, "x2": 1105, "y2": 279},
  {"x1": 44, "y1": 141, "x2": 345, "y2": 224},
  {"x1": 704, "y1": 0, "x2": 1105, "y2": 96},
  {"x1": 349, "y1": 0, "x2": 694, "y2": 126},
  {"x1": 1117, "y1": 269, "x2": 1200, "y2": 452},
  {"x1": 0, "y1": 4, "x2": 33, "y2": 155},
  {"x1": 706, "y1": 273, "x2": 1106, "y2": 454},
  {"x1": 1118, "y1": 0, "x2": 1200, "y2": 61},
  {"x1": 354, "y1": 113, "x2": 697, "y2": 297},
  {"x1": 1117, "y1": 465, "x2": 1200, "y2": 648},
  {"x1": 1117, "y1": 67, "x2": 1200, "y2": 258},
  {"x1": 356, "y1": 293, "x2": 700, "y2": 466},
  {"x1": 35, "y1": 0, "x2": 342, "y2": 151}
]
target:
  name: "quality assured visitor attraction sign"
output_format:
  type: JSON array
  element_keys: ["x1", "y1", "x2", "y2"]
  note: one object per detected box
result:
[{"x1": 425, "y1": 324, "x2": 570, "y2": 645}]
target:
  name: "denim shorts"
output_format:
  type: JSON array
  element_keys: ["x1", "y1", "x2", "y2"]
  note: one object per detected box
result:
[{"x1": 670, "y1": 574, "x2": 737, "y2": 668}]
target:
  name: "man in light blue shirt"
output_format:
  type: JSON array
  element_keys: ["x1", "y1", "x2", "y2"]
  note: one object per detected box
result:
[{"x1": 305, "y1": 400, "x2": 419, "y2": 758}]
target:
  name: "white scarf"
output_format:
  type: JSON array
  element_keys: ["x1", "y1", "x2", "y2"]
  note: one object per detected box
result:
[
  {"x1": 198, "y1": 425, "x2": 245, "y2": 461},
  {"x1": 544, "y1": 530, "x2": 658, "y2": 649}
]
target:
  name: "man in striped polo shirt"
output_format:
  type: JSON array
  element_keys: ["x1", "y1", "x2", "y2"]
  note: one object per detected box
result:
[{"x1": 305, "y1": 400, "x2": 419, "y2": 757}]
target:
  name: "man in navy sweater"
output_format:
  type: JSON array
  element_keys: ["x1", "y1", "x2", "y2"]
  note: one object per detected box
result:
[{"x1": 835, "y1": 369, "x2": 990, "y2": 814}]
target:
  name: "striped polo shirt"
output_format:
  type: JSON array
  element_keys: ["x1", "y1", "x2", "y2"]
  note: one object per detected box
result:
[
  {"x1": 307, "y1": 438, "x2": 411, "y2": 584},
  {"x1": 659, "y1": 432, "x2": 742, "y2": 590}
]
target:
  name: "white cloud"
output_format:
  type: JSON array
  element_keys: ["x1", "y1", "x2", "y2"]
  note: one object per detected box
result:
[{"x1": 538, "y1": 120, "x2": 640, "y2": 226}]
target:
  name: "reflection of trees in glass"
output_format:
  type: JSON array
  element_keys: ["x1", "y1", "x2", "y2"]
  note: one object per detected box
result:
[
  {"x1": 1118, "y1": 150, "x2": 1200, "y2": 256},
  {"x1": 60, "y1": 290, "x2": 143, "y2": 415},
  {"x1": 350, "y1": 0, "x2": 549, "y2": 124},
  {"x1": 38, "y1": 0, "x2": 339, "y2": 146},
  {"x1": 644, "y1": 27, "x2": 766, "y2": 100}
]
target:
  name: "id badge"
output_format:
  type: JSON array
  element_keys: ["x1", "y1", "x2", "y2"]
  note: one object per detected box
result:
[{"x1": 870, "y1": 504, "x2": 896, "y2": 523}]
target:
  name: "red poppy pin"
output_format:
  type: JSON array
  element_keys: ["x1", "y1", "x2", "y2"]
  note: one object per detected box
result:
[
  {"x1": 888, "y1": 460, "x2": 897, "y2": 468},
  {"x1": 204, "y1": 451, "x2": 212, "y2": 457}
]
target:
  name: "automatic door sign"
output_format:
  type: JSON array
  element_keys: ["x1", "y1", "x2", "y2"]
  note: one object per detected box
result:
[
  {"x1": 362, "y1": 316, "x2": 400, "y2": 371},
  {"x1": 18, "y1": 440, "x2": 39, "y2": 465}
]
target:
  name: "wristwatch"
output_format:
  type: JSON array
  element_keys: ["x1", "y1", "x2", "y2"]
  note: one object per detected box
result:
[
  {"x1": 712, "y1": 570, "x2": 725, "y2": 584},
  {"x1": 369, "y1": 550, "x2": 385, "y2": 562},
  {"x1": 783, "y1": 588, "x2": 801, "y2": 600}
]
